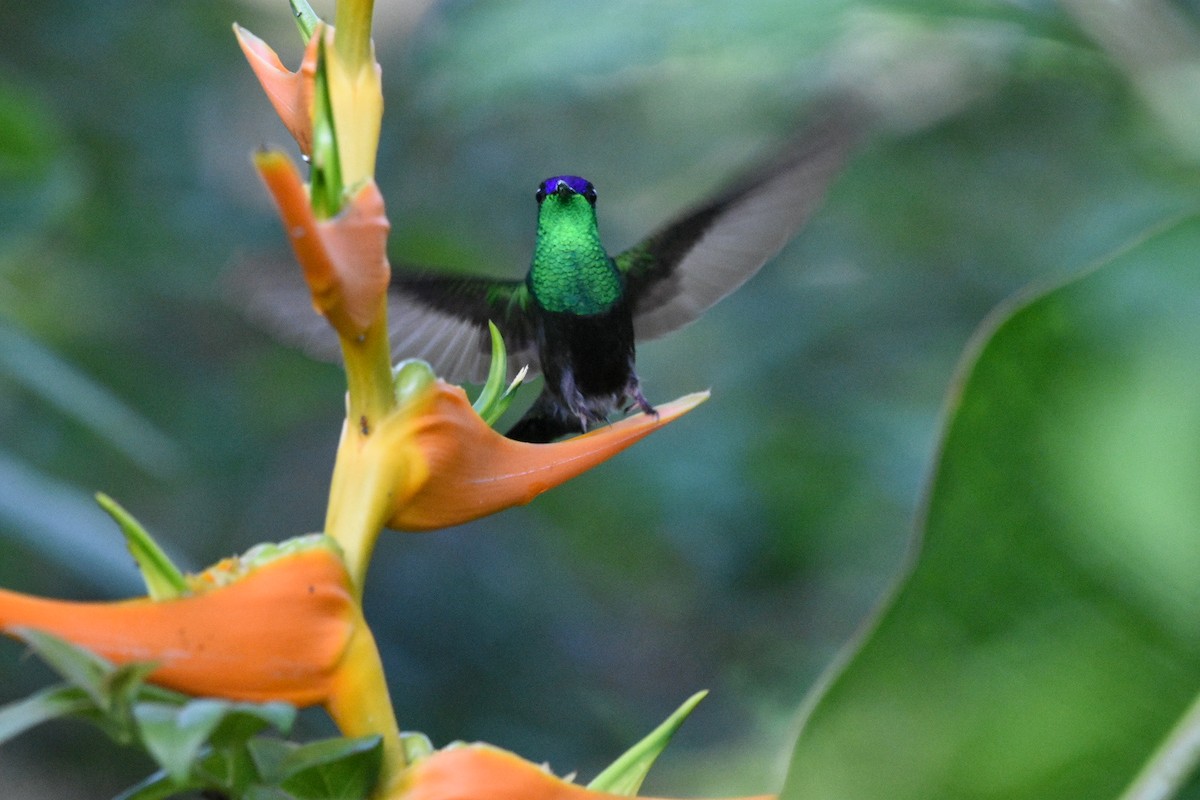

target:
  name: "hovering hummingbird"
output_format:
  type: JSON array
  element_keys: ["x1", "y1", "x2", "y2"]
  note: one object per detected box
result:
[{"x1": 244, "y1": 104, "x2": 863, "y2": 441}]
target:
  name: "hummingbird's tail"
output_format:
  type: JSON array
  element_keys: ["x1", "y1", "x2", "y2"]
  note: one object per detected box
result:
[{"x1": 505, "y1": 389, "x2": 585, "y2": 443}]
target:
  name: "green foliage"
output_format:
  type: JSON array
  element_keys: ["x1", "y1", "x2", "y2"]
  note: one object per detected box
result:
[
  {"x1": 782, "y1": 217, "x2": 1200, "y2": 798},
  {"x1": 0, "y1": 685, "x2": 97, "y2": 746},
  {"x1": 0, "y1": 631, "x2": 382, "y2": 800},
  {"x1": 246, "y1": 737, "x2": 384, "y2": 800}
]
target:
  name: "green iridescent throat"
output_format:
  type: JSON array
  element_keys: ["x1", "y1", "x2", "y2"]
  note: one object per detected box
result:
[{"x1": 529, "y1": 195, "x2": 622, "y2": 315}]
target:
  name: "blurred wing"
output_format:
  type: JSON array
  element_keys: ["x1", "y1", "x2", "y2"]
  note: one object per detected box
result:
[
  {"x1": 387, "y1": 272, "x2": 538, "y2": 384},
  {"x1": 226, "y1": 260, "x2": 537, "y2": 384},
  {"x1": 224, "y1": 258, "x2": 347, "y2": 361},
  {"x1": 615, "y1": 101, "x2": 866, "y2": 341}
]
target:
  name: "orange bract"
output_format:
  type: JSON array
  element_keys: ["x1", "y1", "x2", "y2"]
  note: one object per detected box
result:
[
  {"x1": 234, "y1": 24, "x2": 319, "y2": 156},
  {"x1": 255, "y1": 151, "x2": 391, "y2": 338},
  {"x1": 390, "y1": 383, "x2": 710, "y2": 531},
  {"x1": 0, "y1": 547, "x2": 355, "y2": 706}
]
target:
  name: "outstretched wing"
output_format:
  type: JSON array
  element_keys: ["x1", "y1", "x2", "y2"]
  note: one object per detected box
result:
[
  {"x1": 386, "y1": 272, "x2": 538, "y2": 384},
  {"x1": 615, "y1": 101, "x2": 866, "y2": 341},
  {"x1": 227, "y1": 260, "x2": 537, "y2": 384}
]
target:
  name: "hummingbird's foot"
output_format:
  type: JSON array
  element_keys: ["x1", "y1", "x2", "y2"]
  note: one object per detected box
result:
[{"x1": 626, "y1": 386, "x2": 658, "y2": 419}]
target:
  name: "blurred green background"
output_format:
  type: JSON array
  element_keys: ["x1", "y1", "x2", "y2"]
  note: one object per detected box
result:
[{"x1": 1, "y1": 0, "x2": 1199, "y2": 796}]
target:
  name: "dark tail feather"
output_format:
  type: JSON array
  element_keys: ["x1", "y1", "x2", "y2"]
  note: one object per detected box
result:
[{"x1": 506, "y1": 389, "x2": 584, "y2": 443}]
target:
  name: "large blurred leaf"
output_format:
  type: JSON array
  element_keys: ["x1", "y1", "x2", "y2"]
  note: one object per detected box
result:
[
  {"x1": 782, "y1": 215, "x2": 1200, "y2": 799},
  {"x1": 0, "y1": 323, "x2": 185, "y2": 477}
]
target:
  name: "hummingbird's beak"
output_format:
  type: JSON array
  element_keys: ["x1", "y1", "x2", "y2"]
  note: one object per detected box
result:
[{"x1": 553, "y1": 180, "x2": 575, "y2": 199}]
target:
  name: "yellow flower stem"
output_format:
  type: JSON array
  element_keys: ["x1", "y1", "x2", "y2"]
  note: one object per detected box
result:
[
  {"x1": 324, "y1": 430, "x2": 389, "y2": 598},
  {"x1": 325, "y1": 291, "x2": 396, "y2": 596},
  {"x1": 328, "y1": 608, "x2": 408, "y2": 791},
  {"x1": 333, "y1": 0, "x2": 374, "y2": 74}
]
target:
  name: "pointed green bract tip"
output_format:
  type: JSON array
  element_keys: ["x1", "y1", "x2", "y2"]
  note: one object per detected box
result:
[
  {"x1": 95, "y1": 493, "x2": 188, "y2": 601},
  {"x1": 588, "y1": 690, "x2": 709, "y2": 794},
  {"x1": 473, "y1": 320, "x2": 528, "y2": 426},
  {"x1": 289, "y1": 0, "x2": 322, "y2": 42}
]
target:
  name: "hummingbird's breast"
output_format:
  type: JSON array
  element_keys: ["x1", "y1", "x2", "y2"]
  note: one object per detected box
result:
[{"x1": 529, "y1": 228, "x2": 622, "y2": 316}]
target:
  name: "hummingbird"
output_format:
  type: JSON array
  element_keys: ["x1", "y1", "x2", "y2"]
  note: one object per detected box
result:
[{"x1": 242, "y1": 104, "x2": 863, "y2": 441}]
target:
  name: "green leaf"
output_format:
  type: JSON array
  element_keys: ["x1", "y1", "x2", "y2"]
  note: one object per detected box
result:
[
  {"x1": 7, "y1": 630, "x2": 185, "y2": 747},
  {"x1": 194, "y1": 742, "x2": 265, "y2": 796},
  {"x1": 95, "y1": 492, "x2": 188, "y2": 600},
  {"x1": 276, "y1": 736, "x2": 382, "y2": 800},
  {"x1": 782, "y1": 216, "x2": 1200, "y2": 799},
  {"x1": 13, "y1": 628, "x2": 116, "y2": 708},
  {"x1": 0, "y1": 684, "x2": 92, "y2": 745},
  {"x1": 244, "y1": 786, "x2": 299, "y2": 800},
  {"x1": 98, "y1": 661, "x2": 166, "y2": 744},
  {"x1": 207, "y1": 701, "x2": 296, "y2": 749},
  {"x1": 113, "y1": 769, "x2": 203, "y2": 800},
  {"x1": 249, "y1": 735, "x2": 382, "y2": 800},
  {"x1": 247, "y1": 736, "x2": 296, "y2": 783},
  {"x1": 588, "y1": 690, "x2": 708, "y2": 794},
  {"x1": 107, "y1": 661, "x2": 168, "y2": 709},
  {"x1": 135, "y1": 700, "x2": 229, "y2": 785},
  {"x1": 134, "y1": 698, "x2": 294, "y2": 786}
]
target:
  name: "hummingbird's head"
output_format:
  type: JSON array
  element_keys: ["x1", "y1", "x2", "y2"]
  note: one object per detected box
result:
[{"x1": 536, "y1": 175, "x2": 597, "y2": 206}]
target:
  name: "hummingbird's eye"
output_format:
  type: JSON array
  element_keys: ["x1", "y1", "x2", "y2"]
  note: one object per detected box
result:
[
  {"x1": 583, "y1": 184, "x2": 597, "y2": 204},
  {"x1": 535, "y1": 186, "x2": 547, "y2": 203}
]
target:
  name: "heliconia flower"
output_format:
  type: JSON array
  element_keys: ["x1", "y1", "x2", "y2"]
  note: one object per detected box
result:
[
  {"x1": 234, "y1": 23, "x2": 320, "y2": 156},
  {"x1": 0, "y1": 537, "x2": 354, "y2": 706},
  {"x1": 382, "y1": 382, "x2": 710, "y2": 531},
  {"x1": 394, "y1": 744, "x2": 775, "y2": 800},
  {"x1": 236, "y1": 17, "x2": 383, "y2": 199},
  {"x1": 255, "y1": 148, "x2": 391, "y2": 339},
  {"x1": 0, "y1": 534, "x2": 412, "y2": 790}
]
